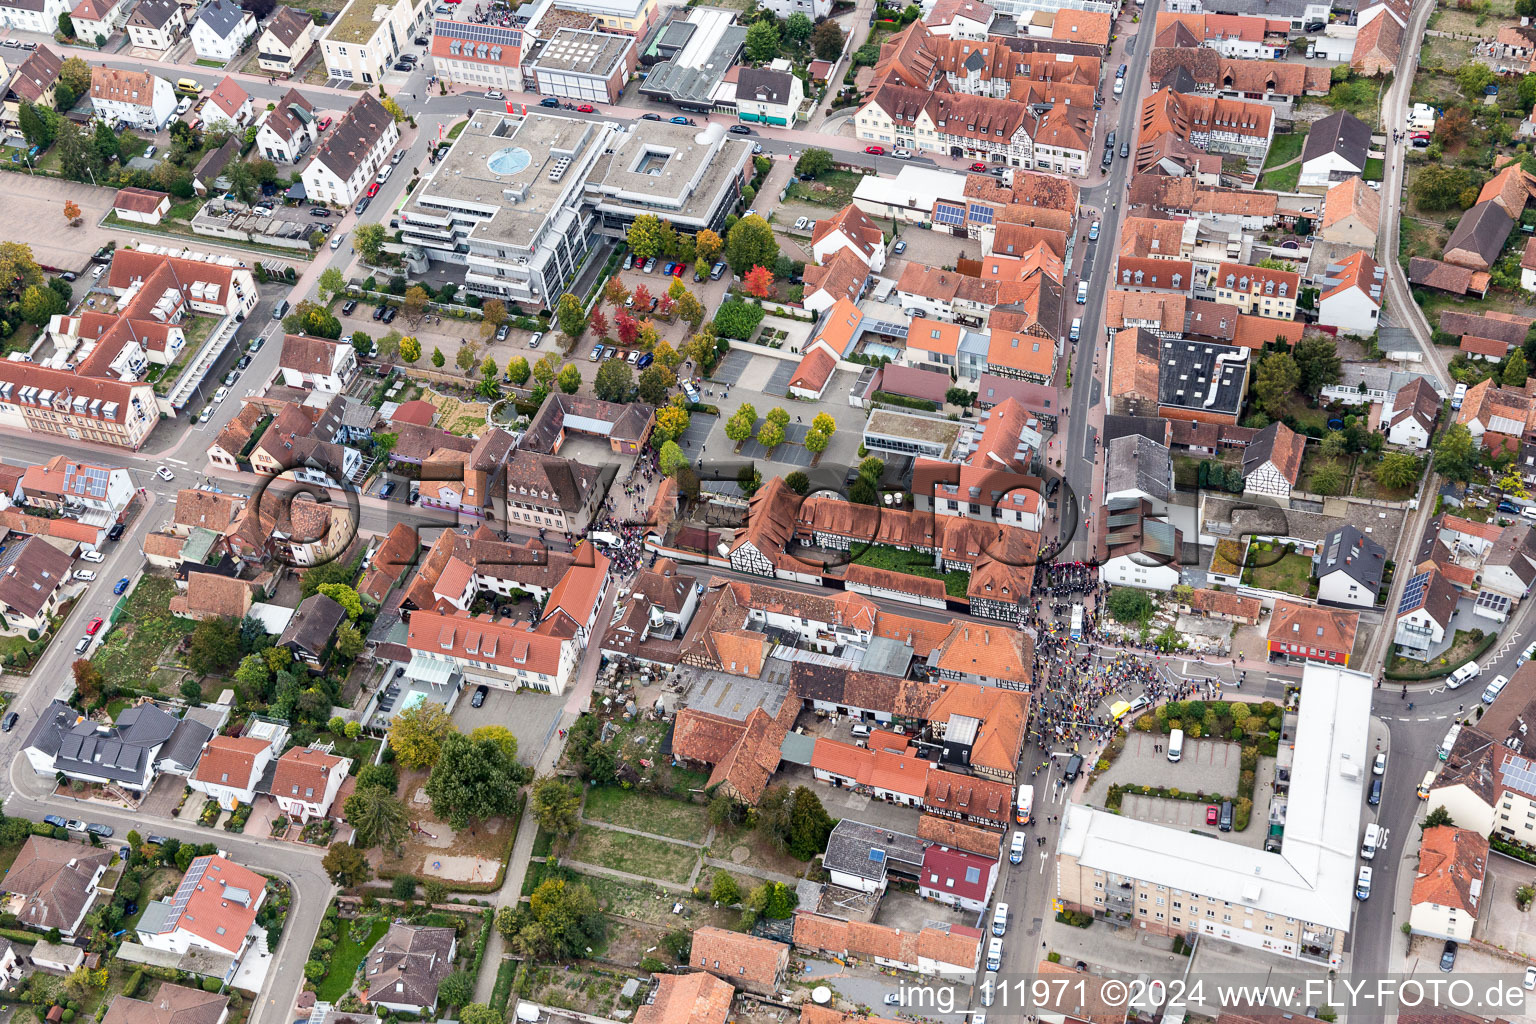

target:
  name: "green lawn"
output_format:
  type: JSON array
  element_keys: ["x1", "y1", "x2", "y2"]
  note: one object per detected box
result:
[
  {"x1": 1258, "y1": 163, "x2": 1300, "y2": 192},
  {"x1": 1241, "y1": 549, "x2": 1316, "y2": 597},
  {"x1": 93, "y1": 576, "x2": 197, "y2": 689},
  {"x1": 1363, "y1": 157, "x2": 1385, "y2": 182},
  {"x1": 852, "y1": 543, "x2": 970, "y2": 597},
  {"x1": 1263, "y1": 129, "x2": 1308, "y2": 169},
  {"x1": 785, "y1": 169, "x2": 864, "y2": 207},
  {"x1": 582, "y1": 786, "x2": 709, "y2": 842},
  {"x1": 566, "y1": 825, "x2": 699, "y2": 885},
  {"x1": 314, "y1": 915, "x2": 389, "y2": 1002}
]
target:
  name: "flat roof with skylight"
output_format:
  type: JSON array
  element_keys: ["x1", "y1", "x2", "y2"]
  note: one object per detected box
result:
[
  {"x1": 530, "y1": 26, "x2": 633, "y2": 75},
  {"x1": 1157, "y1": 338, "x2": 1248, "y2": 418}
]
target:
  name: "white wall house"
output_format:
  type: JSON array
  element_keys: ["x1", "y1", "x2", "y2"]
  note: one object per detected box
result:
[
  {"x1": 89, "y1": 67, "x2": 176, "y2": 132},
  {"x1": 1383, "y1": 377, "x2": 1441, "y2": 450},
  {"x1": 270, "y1": 746, "x2": 351, "y2": 822},
  {"x1": 277, "y1": 333, "x2": 358, "y2": 392},
  {"x1": 70, "y1": 0, "x2": 130, "y2": 44},
  {"x1": 0, "y1": 0, "x2": 72, "y2": 34},
  {"x1": 1408, "y1": 826, "x2": 1487, "y2": 942},
  {"x1": 299, "y1": 92, "x2": 399, "y2": 205},
  {"x1": 1313, "y1": 525, "x2": 1384, "y2": 608},
  {"x1": 1317, "y1": 251, "x2": 1382, "y2": 337},
  {"x1": 202, "y1": 75, "x2": 253, "y2": 131},
  {"x1": 255, "y1": 89, "x2": 317, "y2": 163},
  {"x1": 188, "y1": 734, "x2": 278, "y2": 810},
  {"x1": 256, "y1": 6, "x2": 316, "y2": 75},
  {"x1": 124, "y1": 0, "x2": 184, "y2": 50},
  {"x1": 320, "y1": 0, "x2": 430, "y2": 84},
  {"x1": 189, "y1": 0, "x2": 255, "y2": 61},
  {"x1": 735, "y1": 64, "x2": 804, "y2": 129},
  {"x1": 756, "y1": 0, "x2": 829, "y2": 16}
]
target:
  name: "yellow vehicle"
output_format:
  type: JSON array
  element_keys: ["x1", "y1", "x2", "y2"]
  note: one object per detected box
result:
[
  {"x1": 177, "y1": 78, "x2": 201, "y2": 93},
  {"x1": 1417, "y1": 769, "x2": 1436, "y2": 800},
  {"x1": 1109, "y1": 700, "x2": 1132, "y2": 723}
]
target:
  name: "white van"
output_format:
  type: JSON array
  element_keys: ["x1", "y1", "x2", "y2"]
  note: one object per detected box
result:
[
  {"x1": 1452, "y1": 382, "x2": 1468, "y2": 408},
  {"x1": 1076, "y1": 281, "x2": 1088, "y2": 303},
  {"x1": 986, "y1": 937, "x2": 1003, "y2": 971},
  {"x1": 1070, "y1": 317, "x2": 1082, "y2": 341},
  {"x1": 1009, "y1": 831, "x2": 1025, "y2": 864},
  {"x1": 1438, "y1": 723, "x2": 1462, "y2": 761},
  {"x1": 1483, "y1": 674, "x2": 1510, "y2": 705},
  {"x1": 1361, "y1": 822, "x2": 1381, "y2": 860},
  {"x1": 1356, "y1": 865, "x2": 1373, "y2": 900},
  {"x1": 1167, "y1": 728, "x2": 1184, "y2": 762},
  {"x1": 1447, "y1": 661, "x2": 1480, "y2": 688},
  {"x1": 850, "y1": 722, "x2": 872, "y2": 739},
  {"x1": 992, "y1": 903, "x2": 1009, "y2": 937}
]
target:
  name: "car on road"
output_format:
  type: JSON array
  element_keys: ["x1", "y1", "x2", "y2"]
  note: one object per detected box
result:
[
  {"x1": 753, "y1": 142, "x2": 763, "y2": 154},
  {"x1": 1448, "y1": 660, "x2": 1481, "y2": 688},
  {"x1": 1114, "y1": 77, "x2": 1124, "y2": 96},
  {"x1": 882, "y1": 995, "x2": 900, "y2": 1006},
  {"x1": 1088, "y1": 221, "x2": 1100, "y2": 241},
  {"x1": 1101, "y1": 149, "x2": 1113, "y2": 169},
  {"x1": 864, "y1": 145, "x2": 885, "y2": 155},
  {"x1": 794, "y1": 217, "x2": 808, "y2": 230},
  {"x1": 1, "y1": 712, "x2": 17, "y2": 733},
  {"x1": 355, "y1": 196, "x2": 371, "y2": 215},
  {"x1": 86, "y1": 616, "x2": 103, "y2": 635},
  {"x1": 74, "y1": 570, "x2": 96, "y2": 582},
  {"x1": 728, "y1": 124, "x2": 751, "y2": 134},
  {"x1": 114, "y1": 577, "x2": 130, "y2": 595},
  {"x1": 80, "y1": 548, "x2": 105, "y2": 562},
  {"x1": 641, "y1": 113, "x2": 663, "y2": 121},
  {"x1": 1206, "y1": 805, "x2": 1218, "y2": 825},
  {"x1": 1076, "y1": 281, "x2": 1088, "y2": 303},
  {"x1": 213, "y1": 387, "x2": 229, "y2": 403},
  {"x1": 65, "y1": 819, "x2": 87, "y2": 833},
  {"x1": 577, "y1": 103, "x2": 595, "y2": 113},
  {"x1": 108, "y1": 523, "x2": 126, "y2": 541},
  {"x1": 1440, "y1": 941, "x2": 1457, "y2": 972},
  {"x1": 1374, "y1": 752, "x2": 1386, "y2": 775},
  {"x1": 471, "y1": 684, "x2": 488, "y2": 708},
  {"x1": 43, "y1": 815, "x2": 66, "y2": 828},
  {"x1": 486, "y1": 90, "x2": 503, "y2": 100},
  {"x1": 590, "y1": 345, "x2": 603, "y2": 361},
  {"x1": 1369, "y1": 776, "x2": 1382, "y2": 805},
  {"x1": 198, "y1": 406, "x2": 214, "y2": 423},
  {"x1": 367, "y1": 182, "x2": 381, "y2": 197},
  {"x1": 539, "y1": 96, "x2": 560, "y2": 107},
  {"x1": 393, "y1": 62, "x2": 413, "y2": 71},
  {"x1": 1120, "y1": 141, "x2": 1130, "y2": 158},
  {"x1": 156, "y1": 466, "x2": 175, "y2": 481},
  {"x1": 1356, "y1": 865, "x2": 1372, "y2": 900},
  {"x1": 146, "y1": 834, "x2": 170, "y2": 845},
  {"x1": 670, "y1": 116, "x2": 693, "y2": 125},
  {"x1": 1525, "y1": 966, "x2": 1536, "y2": 990},
  {"x1": 893, "y1": 148, "x2": 912, "y2": 159},
  {"x1": 1117, "y1": 62, "x2": 1127, "y2": 77},
  {"x1": 969, "y1": 162, "x2": 987, "y2": 172},
  {"x1": 893, "y1": 240, "x2": 906, "y2": 254},
  {"x1": 495, "y1": 323, "x2": 510, "y2": 341},
  {"x1": 85, "y1": 823, "x2": 113, "y2": 838}
]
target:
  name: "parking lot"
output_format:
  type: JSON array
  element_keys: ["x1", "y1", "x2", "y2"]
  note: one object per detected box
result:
[
  {"x1": 1085, "y1": 731, "x2": 1242, "y2": 800},
  {"x1": 0, "y1": 173, "x2": 125, "y2": 271},
  {"x1": 451, "y1": 685, "x2": 565, "y2": 761},
  {"x1": 1474, "y1": 855, "x2": 1536, "y2": 959}
]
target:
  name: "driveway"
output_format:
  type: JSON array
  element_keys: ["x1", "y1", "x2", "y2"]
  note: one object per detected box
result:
[
  {"x1": 451, "y1": 686, "x2": 564, "y2": 766},
  {"x1": 1476, "y1": 855, "x2": 1536, "y2": 960}
]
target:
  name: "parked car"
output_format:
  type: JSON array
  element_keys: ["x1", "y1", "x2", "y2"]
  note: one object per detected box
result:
[
  {"x1": 198, "y1": 406, "x2": 214, "y2": 424},
  {"x1": 74, "y1": 570, "x2": 96, "y2": 582},
  {"x1": 794, "y1": 217, "x2": 808, "y2": 230},
  {"x1": 670, "y1": 116, "x2": 694, "y2": 125},
  {"x1": 213, "y1": 387, "x2": 229, "y2": 403},
  {"x1": 113, "y1": 577, "x2": 130, "y2": 595},
  {"x1": 107, "y1": 523, "x2": 126, "y2": 541},
  {"x1": 43, "y1": 815, "x2": 66, "y2": 828},
  {"x1": 2, "y1": 712, "x2": 19, "y2": 733},
  {"x1": 224, "y1": 370, "x2": 238, "y2": 386},
  {"x1": 65, "y1": 819, "x2": 87, "y2": 833},
  {"x1": 85, "y1": 823, "x2": 113, "y2": 838},
  {"x1": 355, "y1": 196, "x2": 371, "y2": 215},
  {"x1": 82, "y1": 547, "x2": 106, "y2": 560},
  {"x1": 366, "y1": 182, "x2": 381, "y2": 197},
  {"x1": 318, "y1": 116, "x2": 332, "y2": 131},
  {"x1": 590, "y1": 346, "x2": 604, "y2": 361},
  {"x1": 577, "y1": 103, "x2": 595, "y2": 113},
  {"x1": 892, "y1": 148, "x2": 912, "y2": 159},
  {"x1": 623, "y1": 253, "x2": 634, "y2": 270},
  {"x1": 86, "y1": 617, "x2": 103, "y2": 635},
  {"x1": 893, "y1": 240, "x2": 906, "y2": 254},
  {"x1": 495, "y1": 323, "x2": 510, "y2": 341},
  {"x1": 342, "y1": 299, "x2": 357, "y2": 315},
  {"x1": 540, "y1": 97, "x2": 560, "y2": 107},
  {"x1": 641, "y1": 113, "x2": 663, "y2": 121},
  {"x1": 644, "y1": 257, "x2": 657, "y2": 273},
  {"x1": 382, "y1": 307, "x2": 397, "y2": 324},
  {"x1": 393, "y1": 62, "x2": 412, "y2": 71},
  {"x1": 373, "y1": 304, "x2": 386, "y2": 321},
  {"x1": 1440, "y1": 941, "x2": 1457, "y2": 972},
  {"x1": 864, "y1": 145, "x2": 885, "y2": 155},
  {"x1": 637, "y1": 352, "x2": 654, "y2": 369},
  {"x1": 529, "y1": 332, "x2": 543, "y2": 348},
  {"x1": 1088, "y1": 221, "x2": 1100, "y2": 241},
  {"x1": 471, "y1": 684, "x2": 489, "y2": 708},
  {"x1": 969, "y1": 162, "x2": 987, "y2": 172},
  {"x1": 728, "y1": 124, "x2": 752, "y2": 134},
  {"x1": 1206, "y1": 805, "x2": 1219, "y2": 825},
  {"x1": 486, "y1": 90, "x2": 503, "y2": 100},
  {"x1": 710, "y1": 261, "x2": 727, "y2": 279}
]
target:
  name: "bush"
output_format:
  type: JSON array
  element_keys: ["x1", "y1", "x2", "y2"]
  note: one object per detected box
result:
[{"x1": 201, "y1": 979, "x2": 222, "y2": 993}]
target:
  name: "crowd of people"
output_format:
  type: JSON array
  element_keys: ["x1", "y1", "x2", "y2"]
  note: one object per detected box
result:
[{"x1": 580, "y1": 447, "x2": 663, "y2": 580}]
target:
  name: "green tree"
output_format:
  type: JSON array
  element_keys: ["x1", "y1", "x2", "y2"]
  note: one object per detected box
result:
[
  {"x1": 812, "y1": 19, "x2": 844, "y2": 59},
  {"x1": 387, "y1": 701, "x2": 457, "y2": 769},
  {"x1": 558, "y1": 363, "x2": 582, "y2": 394},
  {"x1": 402, "y1": 286, "x2": 429, "y2": 321},
  {"x1": 1456, "y1": 62, "x2": 1496, "y2": 101},
  {"x1": 17, "y1": 103, "x2": 54, "y2": 148},
  {"x1": 432, "y1": 347, "x2": 445, "y2": 367},
  {"x1": 322, "y1": 842, "x2": 372, "y2": 886},
  {"x1": 804, "y1": 428, "x2": 829, "y2": 454},
  {"x1": 1422, "y1": 805, "x2": 1455, "y2": 831},
  {"x1": 1318, "y1": 431, "x2": 1347, "y2": 461},
  {"x1": 1253, "y1": 351, "x2": 1300, "y2": 414},
  {"x1": 530, "y1": 775, "x2": 581, "y2": 836},
  {"x1": 655, "y1": 404, "x2": 690, "y2": 441},
  {"x1": 626, "y1": 214, "x2": 669, "y2": 259},
  {"x1": 710, "y1": 871, "x2": 741, "y2": 905},
  {"x1": 353, "y1": 222, "x2": 387, "y2": 262},
  {"x1": 317, "y1": 268, "x2": 348, "y2": 305},
  {"x1": 187, "y1": 616, "x2": 241, "y2": 676},
  {"x1": 426, "y1": 731, "x2": 527, "y2": 829},
  {"x1": 342, "y1": 784, "x2": 410, "y2": 854},
  {"x1": 757, "y1": 418, "x2": 784, "y2": 450},
  {"x1": 674, "y1": 289, "x2": 706, "y2": 329},
  {"x1": 458, "y1": 1006, "x2": 502, "y2": 1024},
  {"x1": 784, "y1": 470, "x2": 810, "y2": 494},
  {"x1": 507, "y1": 356, "x2": 530, "y2": 385},
  {"x1": 659, "y1": 440, "x2": 689, "y2": 475},
  {"x1": 480, "y1": 299, "x2": 508, "y2": 340},
  {"x1": 556, "y1": 292, "x2": 586, "y2": 338},
  {"x1": 456, "y1": 343, "x2": 478, "y2": 372},
  {"x1": 637, "y1": 364, "x2": 675, "y2": 404},
  {"x1": 316, "y1": 583, "x2": 363, "y2": 620},
  {"x1": 1310, "y1": 461, "x2": 1345, "y2": 496},
  {"x1": 282, "y1": 300, "x2": 342, "y2": 339},
  {"x1": 91, "y1": 120, "x2": 119, "y2": 165},
  {"x1": 1375, "y1": 452, "x2": 1422, "y2": 490},
  {"x1": 399, "y1": 335, "x2": 421, "y2": 362},
  {"x1": 502, "y1": 878, "x2": 606, "y2": 960},
  {"x1": 335, "y1": 623, "x2": 364, "y2": 661},
  {"x1": 1506, "y1": 348, "x2": 1530, "y2": 387},
  {"x1": 1107, "y1": 587, "x2": 1154, "y2": 624},
  {"x1": 18, "y1": 284, "x2": 63, "y2": 326},
  {"x1": 785, "y1": 11, "x2": 812, "y2": 41},
  {"x1": 724, "y1": 215, "x2": 779, "y2": 276},
  {"x1": 725, "y1": 410, "x2": 755, "y2": 444},
  {"x1": 532, "y1": 352, "x2": 559, "y2": 386},
  {"x1": 595, "y1": 358, "x2": 634, "y2": 402},
  {"x1": 1433, "y1": 423, "x2": 1480, "y2": 483},
  {"x1": 796, "y1": 147, "x2": 834, "y2": 179},
  {"x1": 469, "y1": 725, "x2": 519, "y2": 760},
  {"x1": 438, "y1": 973, "x2": 475, "y2": 1010},
  {"x1": 1410, "y1": 165, "x2": 1480, "y2": 211},
  {"x1": 745, "y1": 19, "x2": 780, "y2": 62},
  {"x1": 233, "y1": 654, "x2": 272, "y2": 701},
  {"x1": 757, "y1": 785, "x2": 835, "y2": 860},
  {"x1": 1293, "y1": 336, "x2": 1342, "y2": 398},
  {"x1": 859, "y1": 456, "x2": 884, "y2": 481}
]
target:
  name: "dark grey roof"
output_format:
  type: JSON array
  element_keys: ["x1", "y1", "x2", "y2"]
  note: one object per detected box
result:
[
  {"x1": 1315, "y1": 524, "x2": 1385, "y2": 590},
  {"x1": 1158, "y1": 336, "x2": 1247, "y2": 417},
  {"x1": 194, "y1": 136, "x2": 240, "y2": 185},
  {"x1": 1445, "y1": 201, "x2": 1514, "y2": 269},
  {"x1": 1165, "y1": 65, "x2": 1200, "y2": 94},
  {"x1": 23, "y1": 701, "x2": 165, "y2": 785},
  {"x1": 736, "y1": 66, "x2": 794, "y2": 105},
  {"x1": 1104, "y1": 433, "x2": 1172, "y2": 503},
  {"x1": 195, "y1": 0, "x2": 247, "y2": 38},
  {"x1": 963, "y1": 48, "x2": 985, "y2": 71},
  {"x1": 365, "y1": 925, "x2": 457, "y2": 1009},
  {"x1": 262, "y1": 5, "x2": 312, "y2": 46},
  {"x1": 313, "y1": 93, "x2": 392, "y2": 183},
  {"x1": 640, "y1": 23, "x2": 747, "y2": 105},
  {"x1": 116, "y1": 703, "x2": 180, "y2": 746},
  {"x1": 155, "y1": 716, "x2": 214, "y2": 773},
  {"x1": 279, "y1": 593, "x2": 346, "y2": 655},
  {"x1": 129, "y1": 0, "x2": 178, "y2": 27},
  {"x1": 1301, "y1": 110, "x2": 1370, "y2": 171},
  {"x1": 822, "y1": 820, "x2": 925, "y2": 882},
  {"x1": 1103, "y1": 414, "x2": 1171, "y2": 446}
]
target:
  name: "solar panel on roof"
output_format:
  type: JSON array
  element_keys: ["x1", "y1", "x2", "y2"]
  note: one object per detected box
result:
[
  {"x1": 1398, "y1": 570, "x2": 1431, "y2": 614},
  {"x1": 1504, "y1": 754, "x2": 1536, "y2": 796}
]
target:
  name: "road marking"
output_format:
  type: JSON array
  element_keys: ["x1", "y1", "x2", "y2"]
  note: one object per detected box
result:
[{"x1": 1425, "y1": 685, "x2": 1446, "y2": 695}]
